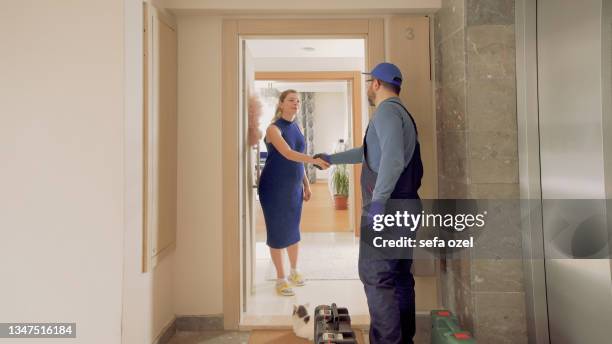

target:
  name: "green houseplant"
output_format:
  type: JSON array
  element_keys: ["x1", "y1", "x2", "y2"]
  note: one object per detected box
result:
[{"x1": 331, "y1": 164, "x2": 349, "y2": 210}]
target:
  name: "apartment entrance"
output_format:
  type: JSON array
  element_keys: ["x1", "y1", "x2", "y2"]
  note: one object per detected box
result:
[{"x1": 222, "y1": 18, "x2": 437, "y2": 330}]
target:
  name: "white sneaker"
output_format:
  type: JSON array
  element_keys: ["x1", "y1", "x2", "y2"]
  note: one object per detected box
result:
[
  {"x1": 276, "y1": 279, "x2": 295, "y2": 296},
  {"x1": 288, "y1": 271, "x2": 305, "y2": 286}
]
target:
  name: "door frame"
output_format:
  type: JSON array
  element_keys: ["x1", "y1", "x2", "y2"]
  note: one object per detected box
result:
[
  {"x1": 515, "y1": 0, "x2": 550, "y2": 343},
  {"x1": 222, "y1": 18, "x2": 384, "y2": 329},
  {"x1": 254, "y1": 71, "x2": 364, "y2": 236}
]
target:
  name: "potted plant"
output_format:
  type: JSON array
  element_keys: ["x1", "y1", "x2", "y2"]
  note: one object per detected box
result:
[{"x1": 331, "y1": 164, "x2": 349, "y2": 210}]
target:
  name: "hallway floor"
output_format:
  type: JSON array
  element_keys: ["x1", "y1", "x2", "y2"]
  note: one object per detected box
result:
[
  {"x1": 168, "y1": 331, "x2": 250, "y2": 344},
  {"x1": 243, "y1": 232, "x2": 439, "y2": 327},
  {"x1": 245, "y1": 232, "x2": 370, "y2": 327},
  {"x1": 167, "y1": 326, "x2": 430, "y2": 344},
  {"x1": 166, "y1": 329, "x2": 366, "y2": 344}
]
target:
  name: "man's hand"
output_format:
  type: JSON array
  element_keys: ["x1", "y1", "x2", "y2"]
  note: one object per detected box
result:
[
  {"x1": 313, "y1": 153, "x2": 331, "y2": 170},
  {"x1": 366, "y1": 200, "x2": 386, "y2": 227}
]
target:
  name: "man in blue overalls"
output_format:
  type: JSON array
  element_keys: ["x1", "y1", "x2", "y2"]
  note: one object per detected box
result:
[{"x1": 316, "y1": 62, "x2": 423, "y2": 344}]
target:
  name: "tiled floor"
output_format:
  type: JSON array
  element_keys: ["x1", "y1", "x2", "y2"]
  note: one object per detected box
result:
[
  {"x1": 167, "y1": 330, "x2": 364, "y2": 344},
  {"x1": 166, "y1": 325, "x2": 430, "y2": 344},
  {"x1": 167, "y1": 331, "x2": 250, "y2": 344},
  {"x1": 244, "y1": 232, "x2": 370, "y2": 327},
  {"x1": 167, "y1": 235, "x2": 433, "y2": 343},
  {"x1": 244, "y1": 232, "x2": 438, "y2": 327},
  {"x1": 248, "y1": 329, "x2": 366, "y2": 343}
]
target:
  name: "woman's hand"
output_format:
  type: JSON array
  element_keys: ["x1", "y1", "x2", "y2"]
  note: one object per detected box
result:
[
  {"x1": 303, "y1": 187, "x2": 312, "y2": 201},
  {"x1": 313, "y1": 157, "x2": 330, "y2": 170}
]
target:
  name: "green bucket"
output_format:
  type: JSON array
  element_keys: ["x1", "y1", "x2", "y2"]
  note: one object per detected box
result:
[{"x1": 430, "y1": 310, "x2": 476, "y2": 344}]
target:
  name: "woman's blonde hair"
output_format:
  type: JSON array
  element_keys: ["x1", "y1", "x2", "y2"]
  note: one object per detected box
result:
[{"x1": 272, "y1": 89, "x2": 299, "y2": 122}]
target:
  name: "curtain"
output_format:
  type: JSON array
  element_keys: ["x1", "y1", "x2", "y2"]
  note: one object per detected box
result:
[{"x1": 299, "y1": 92, "x2": 316, "y2": 183}]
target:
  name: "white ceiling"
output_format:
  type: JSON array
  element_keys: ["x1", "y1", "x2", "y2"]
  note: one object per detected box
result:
[
  {"x1": 246, "y1": 39, "x2": 365, "y2": 58},
  {"x1": 255, "y1": 80, "x2": 348, "y2": 93}
]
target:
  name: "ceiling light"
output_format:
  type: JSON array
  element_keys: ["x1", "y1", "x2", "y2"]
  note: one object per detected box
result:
[{"x1": 259, "y1": 82, "x2": 280, "y2": 98}]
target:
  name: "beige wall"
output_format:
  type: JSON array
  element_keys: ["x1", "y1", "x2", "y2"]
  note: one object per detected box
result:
[
  {"x1": 153, "y1": 251, "x2": 176, "y2": 338},
  {"x1": 123, "y1": 0, "x2": 151, "y2": 343},
  {"x1": 175, "y1": 15, "x2": 224, "y2": 315},
  {"x1": 124, "y1": 2, "x2": 178, "y2": 342},
  {"x1": 0, "y1": 1, "x2": 124, "y2": 343}
]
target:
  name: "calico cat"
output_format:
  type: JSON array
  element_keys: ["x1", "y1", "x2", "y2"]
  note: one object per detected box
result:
[{"x1": 291, "y1": 303, "x2": 314, "y2": 340}]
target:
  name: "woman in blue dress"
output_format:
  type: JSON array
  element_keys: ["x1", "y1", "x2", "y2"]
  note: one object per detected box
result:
[{"x1": 258, "y1": 89, "x2": 330, "y2": 296}]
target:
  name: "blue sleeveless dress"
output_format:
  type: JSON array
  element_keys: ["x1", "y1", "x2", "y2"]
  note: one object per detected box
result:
[{"x1": 258, "y1": 118, "x2": 305, "y2": 249}]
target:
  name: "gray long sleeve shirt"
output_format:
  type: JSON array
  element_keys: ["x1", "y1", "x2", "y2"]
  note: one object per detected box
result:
[{"x1": 329, "y1": 97, "x2": 417, "y2": 203}]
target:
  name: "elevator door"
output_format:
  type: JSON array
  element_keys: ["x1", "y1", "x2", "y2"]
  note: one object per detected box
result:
[{"x1": 537, "y1": 0, "x2": 612, "y2": 343}]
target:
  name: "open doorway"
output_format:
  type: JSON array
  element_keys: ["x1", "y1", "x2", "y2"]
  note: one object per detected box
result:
[
  {"x1": 222, "y1": 18, "x2": 437, "y2": 330},
  {"x1": 241, "y1": 38, "x2": 369, "y2": 326}
]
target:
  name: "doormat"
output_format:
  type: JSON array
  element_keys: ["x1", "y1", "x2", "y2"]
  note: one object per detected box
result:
[{"x1": 262, "y1": 240, "x2": 360, "y2": 281}]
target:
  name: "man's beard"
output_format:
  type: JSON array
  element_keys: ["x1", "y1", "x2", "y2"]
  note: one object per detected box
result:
[{"x1": 367, "y1": 91, "x2": 375, "y2": 106}]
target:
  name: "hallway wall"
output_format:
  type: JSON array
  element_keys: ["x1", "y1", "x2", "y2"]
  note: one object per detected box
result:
[
  {"x1": 0, "y1": 1, "x2": 125, "y2": 343},
  {"x1": 435, "y1": 0, "x2": 527, "y2": 342},
  {"x1": 125, "y1": 4, "x2": 180, "y2": 343},
  {"x1": 175, "y1": 15, "x2": 224, "y2": 316}
]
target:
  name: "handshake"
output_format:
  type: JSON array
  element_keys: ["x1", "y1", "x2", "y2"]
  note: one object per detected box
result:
[{"x1": 312, "y1": 153, "x2": 332, "y2": 170}]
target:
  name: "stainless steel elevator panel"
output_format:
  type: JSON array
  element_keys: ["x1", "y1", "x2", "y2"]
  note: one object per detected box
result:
[
  {"x1": 604, "y1": 0, "x2": 612, "y2": 285},
  {"x1": 538, "y1": 0, "x2": 612, "y2": 343}
]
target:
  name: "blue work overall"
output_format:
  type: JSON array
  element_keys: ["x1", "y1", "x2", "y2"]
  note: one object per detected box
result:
[{"x1": 358, "y1": 100, "x2": 424, "y2": 344}]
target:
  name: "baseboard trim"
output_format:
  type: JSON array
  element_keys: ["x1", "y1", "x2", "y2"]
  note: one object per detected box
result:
[{"x1": 153, "y1": 318, "x2": 177, "y2": 344}]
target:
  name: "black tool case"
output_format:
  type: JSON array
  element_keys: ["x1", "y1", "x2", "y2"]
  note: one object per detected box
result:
[{"x1": 314, "y1": 303, "x2": 358, "y2": 344}]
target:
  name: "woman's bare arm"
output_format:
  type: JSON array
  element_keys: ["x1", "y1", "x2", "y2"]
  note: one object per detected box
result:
[
  {"x1": 266, "y1": 125, "x2": 330, "y2": 169},
  {"x1": 302, "y1": 170, "x2": 310, "y2": 188}
]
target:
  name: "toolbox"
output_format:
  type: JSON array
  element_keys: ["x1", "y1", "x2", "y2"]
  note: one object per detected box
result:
[
  {"x1": 314, "y1": 303, "x2": 358, "y2": 344},
  {"x1": 431, "y1": 309, "x2": 476, "y2": 344}
]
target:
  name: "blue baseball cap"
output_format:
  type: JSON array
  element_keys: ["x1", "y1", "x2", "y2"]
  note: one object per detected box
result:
[{"x1": 363, "y1": 62, "x2": 403, "y2": 87}]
